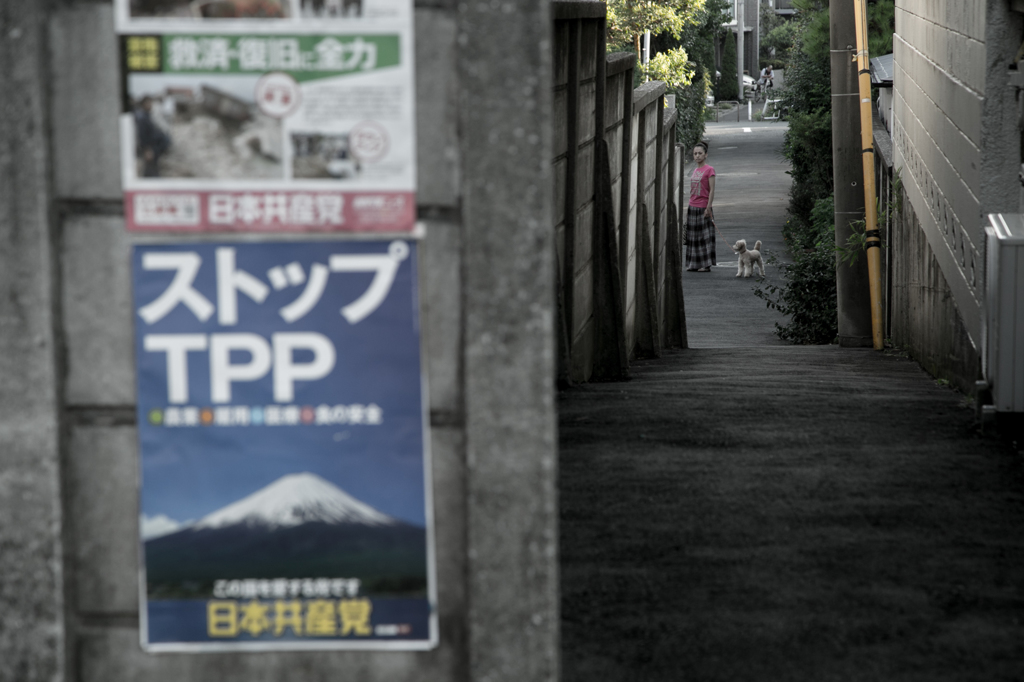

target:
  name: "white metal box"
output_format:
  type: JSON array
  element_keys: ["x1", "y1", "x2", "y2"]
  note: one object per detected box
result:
[{"x1": 984, "y1": 214, "x2": 1024, "y2": 413}]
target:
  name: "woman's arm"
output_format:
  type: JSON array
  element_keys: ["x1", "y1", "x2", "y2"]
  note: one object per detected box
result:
[{"x1": 705, "y1": 175, "x2": 716, "y2": 214}]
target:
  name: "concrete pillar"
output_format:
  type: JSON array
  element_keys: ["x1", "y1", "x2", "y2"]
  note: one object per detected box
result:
[
  {"x1": 0, "y1": 4, "x2": 66, "y2": 681},
  {"x1": 457, "y1": 0, "x2": 560, "y2": 680},
  {"x1": 737, "y1": 0, "x2": 745, "y2": 99},
  {"x1": 831, "y1": 0, "x2": 872, "y2": 347}
]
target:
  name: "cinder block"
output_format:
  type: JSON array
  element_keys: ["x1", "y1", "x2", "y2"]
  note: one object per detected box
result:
[
  {"x1": 552, "y1": 157, "x2": 568, "y2": 225},
  {"x1": 428, "y1": 426, "x2": 466, "y2": 612},
  {"x1": 418, "y1": 220, "x2": 461, "y2": 414},
  {"x1": 415, "y1": 9, "x2": 458, "y2": 208},
  {"x1": 604, "y1": 75, "x2": 624, "y2": 127},
  {"x1": 63, "y1": 214, "x2": 135, "y2": 406},
  {"x1": 572, "y1": 202, "x2": 595, "y2": 276},
  {"x1": 572, "y1": 259, "x2": 594, "y2": 338},
  {"x1": 50, "y1": 4, "x2": 122, "y2": 200},
  {"x1": 605, "y1": 126, "x2": 622, "y2": 175},
  {"x1": 579, "y1": 20, "x2": 599, "y2": 81},
  {"x1": 552, "y1": 89, "x2": 568, "y2": 156},
  {"x1": 577, "y1": 81, "x2": 597, "y2": 143},
  {"x1": 68, "y1": 425, "x2": 139, "y2": 614},
  {"x1": 552, "y1": 21, "x2": 570, "y2": 87},
  {"x1": 574, "y1": 142, "x2": 595, "y2": 211}
]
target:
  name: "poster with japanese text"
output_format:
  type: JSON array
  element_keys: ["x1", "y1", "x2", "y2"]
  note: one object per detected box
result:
[
  {"x1": 132, "y1": 240, "x2": 436, "y2": 651},
  {"x1": 115, "y1": 0, "x2": 416, "y2": 233}
]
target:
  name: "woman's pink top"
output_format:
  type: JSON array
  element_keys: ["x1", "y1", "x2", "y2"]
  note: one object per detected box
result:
[{"x1": 689, "y1": 164, "x2": 715, "y2": 208}]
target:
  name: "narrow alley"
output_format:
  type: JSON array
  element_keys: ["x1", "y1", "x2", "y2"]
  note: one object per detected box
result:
[{"x1": 559, "y1": 117, "x2": 1024, "y2": 681}]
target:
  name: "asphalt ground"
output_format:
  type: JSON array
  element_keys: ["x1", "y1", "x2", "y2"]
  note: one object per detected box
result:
[
  {"x1": 681, "y1": 119, "x2": 793, "y2": 347},
  {"x1": 559, "y1": 117, "x2": 1024, "y2": 680}
]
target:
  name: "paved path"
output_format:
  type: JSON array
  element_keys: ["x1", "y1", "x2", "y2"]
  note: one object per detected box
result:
[
  {"x1": 681, "y1": 120, "x2": 792, "y2": 347},
  {"x1": 559, "y1": 119, "x2": 1024, "y2": 680}
]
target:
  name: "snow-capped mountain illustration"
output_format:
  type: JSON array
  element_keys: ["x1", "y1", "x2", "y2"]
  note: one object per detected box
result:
[
  {"x1": 192, "y1": 472, "x2": 398, "y2": 530},
  {"x1": 144, "y1": 472, "x2": 427, "y2": 598}
]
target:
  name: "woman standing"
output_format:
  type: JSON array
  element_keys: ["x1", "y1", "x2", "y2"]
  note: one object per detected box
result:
[{"x1": 686, "y1": 141, "x2": 716, "y2": 272}]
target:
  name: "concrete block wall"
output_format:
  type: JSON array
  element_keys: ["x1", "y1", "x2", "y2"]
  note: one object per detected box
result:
[
  {"x1": 605, "y1": 53, "x2": 634, "y2": 300},
  {"x1": 657, "y1": 111, "x2": 679, "y2": 349},
  {"x1": 890, "y1": 1, "x2": 1021, "y2": 389},
  {"x1": 630, "y1": 81, "x2": 667, "y2": 356},
  {"x1": 552, "y1": 2, "x2": 684, "y2": 381},
  {"x1": 1, "y1": 0, "x2": 559, "y2": 680},
  {"x1": 552, "y1": 5, "x2": 606, "y2": 383}
]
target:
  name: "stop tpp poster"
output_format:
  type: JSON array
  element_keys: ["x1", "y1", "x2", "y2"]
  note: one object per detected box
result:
[
  {"x1": 132, "y1": 240, "x2": 436, "y2": 652},
  {"x1": 115, "y1": 0, "x2": 417, "y2": 234}
]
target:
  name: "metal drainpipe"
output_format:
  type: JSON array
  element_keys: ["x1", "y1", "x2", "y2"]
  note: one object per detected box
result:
[{"x1": 853, "y1": 0, "x2": 884, "y2": 350}]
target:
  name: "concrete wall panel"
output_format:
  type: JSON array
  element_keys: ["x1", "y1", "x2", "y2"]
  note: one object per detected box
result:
[
  {"x1": 894, "y1": 35, "x2": 982, "y2": 145},
  {"x1": 574, "y1": 142, "x2": 595, "y2": 212},
  {"x1": 62, "y1": 215, "x2": 135, "y2": 406},
  {"x1": 50, "y1": 4, "x2": 122, "y2": 200},
  {"x1": 577, "y1": 81, "x2": 597, "y2": 145},
  {"x1": 419, "y1": 220, "x2": 463, "y2": 414},
  {"x1": 552, "y1": 89, "x2": 569, "y2": 157},
  {"x1": 68, "y1": 425, "x2": 139, "y2": 615},
  {"x1": 415, "y1": 10, "x2": 460, "y2": 207},
  {"x1": 896, "y1": 7, "x2": 985, "y2": 91}
]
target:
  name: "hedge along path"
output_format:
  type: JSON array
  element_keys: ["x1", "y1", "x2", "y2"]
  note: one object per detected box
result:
[{"x1": 559, "y1": 345, "x2": 1024, "y2": 682}]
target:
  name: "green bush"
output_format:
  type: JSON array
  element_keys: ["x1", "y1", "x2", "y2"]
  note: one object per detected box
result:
[
  {"x1": 715, "y1": 32, "x2": 738, "y2": 101},
  {"x1": 675, "y1": 70, "x2": 713, "y2": 150},
  {"x1": 754, "y1": 238, "x2": 838, "y2": 344}
]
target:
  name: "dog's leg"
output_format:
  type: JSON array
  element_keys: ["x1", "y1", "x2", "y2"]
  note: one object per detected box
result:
[{"x1": 736, "y1": 260, "x2": 743, "y2": 277}]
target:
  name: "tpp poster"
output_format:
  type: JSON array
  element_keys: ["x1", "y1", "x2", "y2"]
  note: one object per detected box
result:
[
  {"x1": 132, "y1": 240, "x2": 436, "y2": 651},
  {"x1": 114, "y1": 0, "x2": 416, "y2": 233}
]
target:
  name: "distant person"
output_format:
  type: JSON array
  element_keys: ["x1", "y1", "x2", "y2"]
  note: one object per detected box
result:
[
  {"x1": 685, "y1": 141, "x2": 716, "y2": 273},
  {"x1": 134, "y1": 97, "x2": 170, "y2": 178},
  {"x1": 759, "y1": 64, "x2": 774, "y2": 91}
]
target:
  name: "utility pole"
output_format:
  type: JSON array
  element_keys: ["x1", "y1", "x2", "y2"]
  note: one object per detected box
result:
[
  {"x1": 830, "y1": 0, "x2": 872, "y2": 346},
  {"x1": 737, "y1": 0, "x2": 745, "y2": 100}
]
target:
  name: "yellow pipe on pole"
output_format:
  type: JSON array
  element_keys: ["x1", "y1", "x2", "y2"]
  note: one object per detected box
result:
[{"x1": 853, "y1": 0, "x2": 884, "y2": 350}]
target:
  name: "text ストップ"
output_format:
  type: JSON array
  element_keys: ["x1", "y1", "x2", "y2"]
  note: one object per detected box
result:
[{"x1": 137, "y1": 243, "x2": 408, "y2": 405}]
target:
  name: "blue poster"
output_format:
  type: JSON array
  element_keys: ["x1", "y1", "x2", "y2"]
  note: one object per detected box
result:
[{"x1": 132, "y1": 240, "x2": 435, "y2": 651}]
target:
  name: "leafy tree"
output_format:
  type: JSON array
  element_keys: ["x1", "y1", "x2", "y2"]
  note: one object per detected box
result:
[
  {"x1": 715, "y1": 30, "x2": 738, "y2": 101},
  {"x1": 868, "y1": 0, "x2": 895, "y2": 56},
  {"x1": 758, "y1": 2, "x2": 787, "y2": 68},
  {"x1": 645, "y1": 0, "x2": 730, "y2": 148},
  {"x1": 761, "y1": 19, "x2": 799, "y2": 70},
  {"x1": 607, "y1": 0, "x2": 708, "y2": 61}
]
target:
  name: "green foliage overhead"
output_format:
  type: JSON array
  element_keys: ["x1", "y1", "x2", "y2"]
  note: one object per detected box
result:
[
  {"x1": 607, "y1": 0, "x2": 707, "y2": 59},
  {"x1": 641, "y1": 47, "x2": 695, "y2": 89},
  {"x1": 641, "y1": 0, "x2": 729, "y2": 149},
  {"x1": 868, "y1": 0, "x2": 895, "y2": 56},
  {"x1": 761, "y1": 19, "x2": 799, "y2": 70}
]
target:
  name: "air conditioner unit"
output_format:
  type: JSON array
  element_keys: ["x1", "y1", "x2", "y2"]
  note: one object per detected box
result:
[{"x1": 984, "y1": 214, "x2": 1024, "y2": 413}]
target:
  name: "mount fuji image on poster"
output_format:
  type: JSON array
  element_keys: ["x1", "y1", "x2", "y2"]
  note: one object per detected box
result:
[{"x1": 132, "y1": 239, "x2": 436, "y2": 651}]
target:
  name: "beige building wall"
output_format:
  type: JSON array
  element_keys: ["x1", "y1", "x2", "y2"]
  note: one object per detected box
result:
[{"x1": 890, "y1": 1, "x2": 1021, "y2": 387}]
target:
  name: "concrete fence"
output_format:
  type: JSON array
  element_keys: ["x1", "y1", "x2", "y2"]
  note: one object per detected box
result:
[{"x1": 552, "y1": 1, "x2": 686, "y2": 385}]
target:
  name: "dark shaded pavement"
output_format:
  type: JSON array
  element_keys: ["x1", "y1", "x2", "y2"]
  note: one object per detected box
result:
[{"x1": 559, "y1": 119, "x2": 1024, "y2": 681}]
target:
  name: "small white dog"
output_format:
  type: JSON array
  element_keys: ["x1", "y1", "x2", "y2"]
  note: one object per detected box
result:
[{"x1": 733, "y1": 239, "x2": 765, "y2": 278}]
